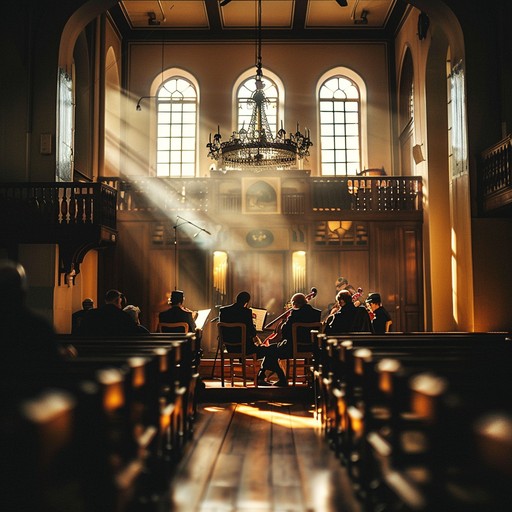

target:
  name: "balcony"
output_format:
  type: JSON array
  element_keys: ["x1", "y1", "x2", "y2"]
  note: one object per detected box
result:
[
  {"x1": 100, "y1": 173, "x2": 422, "y2": 219},
  {"x1": 0, "y1": 182, "x2": 117, "y2": 274},
  {"x1": 479, "y1": 134, "x2": 512, "y2": 216}
]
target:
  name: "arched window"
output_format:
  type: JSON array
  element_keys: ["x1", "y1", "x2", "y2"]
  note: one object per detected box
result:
[
  {"x1": 156, "y1": 76, "x2": 197, "y2": 177},
  {"x1": 236, "y1": 73, "x2": 279, "y2": 136},
  {"x1": 319, "y1": 75, "x2": 362, "y2": 175}
]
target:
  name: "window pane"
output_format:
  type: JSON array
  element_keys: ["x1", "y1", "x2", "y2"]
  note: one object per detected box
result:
[
  {"x1": 334, "y1": 111, "x2": 345, "y2": 124},
  {"x1": 182, "y1": 138, "x2": 195, "y2": 150},
  {"x1": 346, "y1": 112, "x2": 359, "y2": 124},
  {"x1": 346, "y1": 123, "x2": 359, "y2": 136},
  {"x1": 158, "y1": 138, "x2": 170, "y2": 150},
  {"x1": 156, "y1": 76, "x2": 197, "y2": 177},
  {"x1": 170, "y1": 138, "x2": 181, "y2": 150},
  {"x1": 170, "y1": 125, "x2": 182, "y2": 137},
  {"x1": 158, "y1": 112, "x2": 171, "y2": 124},
  {"x1": 157, "y1": 150, "x2": 169, "y2": 163},
  {"x1": 320, "y1": 111, "x2": 334, "y2": 124},
  {"x1": 319, "y1": 75, "x2": 361, "y2": 176},
  {"x1": 322, "y1": 149, "x2": 334, "y2": 161},
  {"x1": 321, "y1": 136, "x2": 334, "y2": 149}
]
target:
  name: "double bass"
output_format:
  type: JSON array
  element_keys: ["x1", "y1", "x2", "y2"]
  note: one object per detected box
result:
[{"x1": 261, "y1": 287, "x2": 318, "y2": 346}]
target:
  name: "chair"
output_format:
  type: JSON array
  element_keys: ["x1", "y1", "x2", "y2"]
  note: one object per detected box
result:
[
  {"x1": 157, "y1": 322, "x2": 189, "y2": 333},
  {"x1": 217, "y1": 322, "x2": 259, "y2": 387},
  {"x1": 286, "y1": 322, "x2": 323, "y2": 386}
]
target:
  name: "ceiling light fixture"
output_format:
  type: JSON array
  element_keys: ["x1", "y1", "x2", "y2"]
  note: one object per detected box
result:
[{"x1": 207, "y1": 0, "x2": 313, "y2": 171}]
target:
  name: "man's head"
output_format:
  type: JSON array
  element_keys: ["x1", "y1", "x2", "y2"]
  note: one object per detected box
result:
[
  {"x1": 236, "y1": 291, "x2": 251, "y2": 306},
  {"x1": 105, "y1": 289, "x2": 123, "y2": 308},
  {"x1": 0, "y1": 259, "x2": 27, "y2": 308},
  {"x1": 170, "y1": 290, "x2": 184, "y2": 305},
  {"x1": 336, "y1": 289, "x2": 352, "y2": 307},
  {"x1": 82, "y1": 298, "x2": 94, "y2": 310},
  {"x1": 291, "y1": 293, "x2": 307, "y2": 309},
  {"x1": 365, "y1": 292, "x2": 382, "y2": 310}
]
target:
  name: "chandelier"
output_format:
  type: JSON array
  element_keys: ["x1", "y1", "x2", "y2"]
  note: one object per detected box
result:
[{"x1": 207, "y1": 0, "x2": 313, "y2": 171}]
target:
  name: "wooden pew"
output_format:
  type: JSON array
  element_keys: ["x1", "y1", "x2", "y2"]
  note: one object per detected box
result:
[
  {"x1": 313, "y1": 332, "x2": 512, "y2": 511},
  {"x1": 1, "y1": 367, "x2": 144, "y2": 512},
  {"x1": 0, "y1": 332, "x2": 201, "y2": 511},
  {"x1": 57, "y1": 334, "x2": 199, "y2": 467}
]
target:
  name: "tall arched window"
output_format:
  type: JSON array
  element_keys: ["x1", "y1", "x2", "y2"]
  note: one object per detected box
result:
[
  {"x1": 319, "y1": 75, "x2": 361, "y2": 175},
  {"x1": 237, "y1": 74, "x2": 279, "y2": 136},
  {"x1": 156, "y1": 76, "x2": 197, "y2": 177}
]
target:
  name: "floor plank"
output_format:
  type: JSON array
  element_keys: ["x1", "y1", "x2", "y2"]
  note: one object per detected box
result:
[{"x1": 161, "y1": 399, "x2": 362, "y2": 512}]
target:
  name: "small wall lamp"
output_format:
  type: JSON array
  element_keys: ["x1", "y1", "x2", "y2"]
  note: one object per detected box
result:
[{"x1": 135, "y1": 96, "x2": 156, "y2": 111}]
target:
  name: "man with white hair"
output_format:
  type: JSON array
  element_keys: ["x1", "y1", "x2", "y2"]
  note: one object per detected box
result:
[{"x1": 123, "y1": 304, "x2": 150, "y2": 333}]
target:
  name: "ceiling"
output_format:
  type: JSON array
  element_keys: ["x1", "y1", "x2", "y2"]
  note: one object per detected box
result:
[{"x1": 112, "y1": 0, "x2": 408, "y2": 41}]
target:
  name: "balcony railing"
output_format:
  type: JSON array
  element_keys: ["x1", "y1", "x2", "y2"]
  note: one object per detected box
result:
[
  {"x1": 479, "y1": 134, "x2": 512, "y2": 215},
  {"x1": 100, "y1": 175, "x2": 422, "y2": 215},
  {"x1": 0, "y1": 182, "x2": 117, "y2": 274},
  {"x1": 0, "y1": 182, "x2": 117, "y2": 231}
]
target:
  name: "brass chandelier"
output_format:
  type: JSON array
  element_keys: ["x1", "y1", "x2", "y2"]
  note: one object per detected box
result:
[{"x1": 207, "y1": 0, "x2": 313, "y2": 171}]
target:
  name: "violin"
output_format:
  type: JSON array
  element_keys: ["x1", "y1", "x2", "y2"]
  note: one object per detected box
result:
[{"x1": 262, "y1": 287, "x2": 318, "y2": 346}]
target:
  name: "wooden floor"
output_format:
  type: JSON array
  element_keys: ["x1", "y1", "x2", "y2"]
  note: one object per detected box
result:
[{"x1": 155, "y1": 381, "x2": 362, "y2": 512}]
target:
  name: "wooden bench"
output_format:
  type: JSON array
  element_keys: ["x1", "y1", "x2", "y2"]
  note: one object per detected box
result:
[
  {"x1": 2, "y1": 332, "x2": 201, "y2": 511},
  {"x1": 59, "y1": 334, "x2": 201, "y2": 456},
  {"x1": 312, "y1": 332, "x2": 512, "y2": 511}
]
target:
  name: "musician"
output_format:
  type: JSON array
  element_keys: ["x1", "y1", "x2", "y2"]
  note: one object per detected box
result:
[
  {"x1": 365, "y1": 292, "x2": 393, "y2": 334},
  {"x1": 159, "y1": 290, "x2": 197, "y2": 333},
  {"x1": 324, "y1": 289, "x2": 372, "y2": 334},
  {"x1": 219, "y1": 291, "x2": 287, "y2": 386},
  {"x1": 322, "y1": 276, "x2": 356, "y2": 321},
  {"x1": 276, "y1": 293, "x2": 322, "y2": 370}
]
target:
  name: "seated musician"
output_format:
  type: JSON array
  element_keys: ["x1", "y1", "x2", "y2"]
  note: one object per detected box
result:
[
  {"x1": 276, "y1": 292, "x2": 322, "y2": 361},
  {"x1": 324, "y1": 289, "x2": 372, "y2": 334},
  {"x1": 158, "y1": 290, "x2": 197, "y2": 333},
  {"x1": 322, "y1": 276, "x2": 356, "y2": 321},
  {"x1": 219, "y1": 291, "x2": 287, "y2": 387},
  {"x1": 365, "y1": 292, "x2": 392, "y2": 334}
]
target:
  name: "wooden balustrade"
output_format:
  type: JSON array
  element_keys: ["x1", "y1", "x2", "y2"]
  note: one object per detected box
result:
[
  {"x1": 99, "y1": 175, "x2": 422, "y2": 215},
  {"x1": 479, "y1": 133, "x2": 512, "y2": 215}
]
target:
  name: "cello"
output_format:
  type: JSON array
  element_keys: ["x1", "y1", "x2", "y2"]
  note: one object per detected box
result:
[{"x1": 261, "y1": 287, "x2": 318, "y2": 346}]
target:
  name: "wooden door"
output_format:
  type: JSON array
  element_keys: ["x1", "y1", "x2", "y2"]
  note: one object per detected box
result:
[{"x1": 371, "y1": 223, "x2": 423, "y2": 332}]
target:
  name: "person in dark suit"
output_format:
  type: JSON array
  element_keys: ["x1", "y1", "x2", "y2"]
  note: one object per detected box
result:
[
  {"x1": 277, "y1": 292, "x2": 322, "y2": 360},
  {"x1": 219, "y1": 291, "x2": 287, "y2": 386},
  {"x1": 79, "y1": 289, "x2": 139, "y2": 336},
  {"x1": 158, "y1": 290, "x2": 197, "y2": 333},
  {"x1": 0, "y1": 259, "x2": 65, "y2": 400},
  {"x1": 71, "y1": 297, "x2": 94, "y2": 334},
  {"x1": 324, "y1": 289, "x2": 372, "y2": 334},
  {"x1": 366, "y1": 292, "x2": 393, "y2": 334}
]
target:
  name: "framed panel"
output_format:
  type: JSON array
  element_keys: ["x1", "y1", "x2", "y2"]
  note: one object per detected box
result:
[{"x1": 242, "y1": 177, "x2": 281, "y2": 214}]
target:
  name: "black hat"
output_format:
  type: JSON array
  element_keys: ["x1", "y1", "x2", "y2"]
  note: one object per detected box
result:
[
  {"x1": 170, "y1": 290, "x2": 184, "y2": 304},
  {"x1": 365, "y1": 292, "x2": 381, "y2": 304}
]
